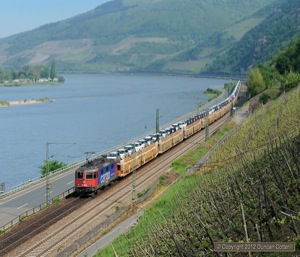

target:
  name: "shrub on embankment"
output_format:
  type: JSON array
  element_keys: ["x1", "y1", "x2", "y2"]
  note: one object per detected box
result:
[{"x1": 98, "y1": 87, "x2": 300, "y2": 256}]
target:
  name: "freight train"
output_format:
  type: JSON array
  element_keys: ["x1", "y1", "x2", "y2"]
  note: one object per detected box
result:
[{"x1": 75, "y1": 81, "x2": 241, "y2": 194}]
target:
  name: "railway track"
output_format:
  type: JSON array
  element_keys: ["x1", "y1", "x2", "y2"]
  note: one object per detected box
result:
[
  {"x1": 0, "y1": 196, "x2": 88, "y2": 256},
  {"x1": 2, "y1": 113, "x2": 230, "y2": 257}
]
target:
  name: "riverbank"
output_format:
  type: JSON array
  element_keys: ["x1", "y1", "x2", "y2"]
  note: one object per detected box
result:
[{"x1": 0, "y1": 98, "x2": 54, "y2": 107}]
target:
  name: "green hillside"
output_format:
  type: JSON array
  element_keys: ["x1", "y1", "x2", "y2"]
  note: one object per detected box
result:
[
  {"x1": 206, "y1": 0, "x2": 300, "y2": 74},
  {"x1": 0, "y1": 0, "x2": 280, "y2": 74}
]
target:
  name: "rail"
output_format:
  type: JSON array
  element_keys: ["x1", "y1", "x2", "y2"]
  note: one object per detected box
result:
[{"x1": 0, "y1": 187, "x2": 75, "y2": 233}]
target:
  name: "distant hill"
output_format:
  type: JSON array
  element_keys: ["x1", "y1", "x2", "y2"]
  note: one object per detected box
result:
[
  {"x1": 206, "y1": 0, "x2": 300, "y2": 74},
  {"x1": 0, "y1": 0, "x2": 283, "y2": 74}
]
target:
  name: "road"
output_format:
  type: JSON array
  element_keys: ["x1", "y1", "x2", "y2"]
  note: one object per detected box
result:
[{"x1": 0, "y1": 171, "x2": 75, "y2": 230}]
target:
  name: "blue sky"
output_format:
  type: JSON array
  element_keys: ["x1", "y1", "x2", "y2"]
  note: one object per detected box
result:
[{"x1": 0, "y1": 0, "x2": 110, "y2": 39}]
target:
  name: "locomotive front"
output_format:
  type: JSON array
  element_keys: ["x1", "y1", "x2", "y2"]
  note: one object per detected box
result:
[{"x1": 75, "y1": 165, "x2": 98, "y2": 194}]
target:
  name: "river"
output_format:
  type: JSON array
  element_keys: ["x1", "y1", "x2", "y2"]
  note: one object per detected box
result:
[{"x1": 0, "y1": 74, "x2": 228, "y2": 189}]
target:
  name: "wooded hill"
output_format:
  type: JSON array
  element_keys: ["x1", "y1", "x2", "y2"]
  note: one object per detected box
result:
[
  {"x1": 207, "y1": 0, "x2": 300, "y2": 75},
  {"x1": 0, "y1": 0, "x2": 284, "y2": 75}
]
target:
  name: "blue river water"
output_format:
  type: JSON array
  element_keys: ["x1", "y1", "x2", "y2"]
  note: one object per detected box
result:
[{"x1": 0, "y1": 74, "x2": 228, "y2": 189}]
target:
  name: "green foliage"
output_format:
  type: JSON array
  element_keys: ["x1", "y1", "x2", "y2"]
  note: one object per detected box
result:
[
  {"x1": 0, "y1": 101, "x2": 9, "y2": 106},
  {"x1": 259, "y1": 92, "x2": 270, "y2": 104},
  {"x1": 20, "y1": 214, "x2": 28, "y2": 221},
  {"x1": 159, "y1": 175, "x2": 167, "y2": 185},
  {"x1": 137, "y1": 187, "x2": 150, "y2": 198},
  {"x1": 248, "y1": 37, "x2": 300, "y2": 99},
  {"x1": 53, "y1": 198, "x2": 60, "y2": 205},
  {"x1": 58, "y1": 76, "x2": 65, "y2": 83},
  {"x1": 224, "y1": 82, "x2": 235, "y2": 95},
  {"x1": 256, "y1": 63, "x2": 279, "y2": 88},
  {"x1": 0, "y1": 63, "x2": 64, "y2": 86},
  {"x1": 275, "y1": 37, "x2": 300, "y2": 74},
  {"x1": 281, "y1": 72, "x2": 300, "y2": 92},
  {"x1": 171, "y1": 124, "x2": 233, "y2": 174},
  {"x1": 204, "y1": 88, "x2": 222, "y2": 102},
  {"x1": 295, "y1": 237, "x2": 300, "y2": 250},
  {"x1": 207, "y1": 0, "x2": 300, "y2": 74},
  {"x1": 1, "y1": 65, "x2": 47, "y2": 82},
  {"x1": 37, "y1": 65, "x2": 49, "y2": 79},
  {"x1": 0, "y1": 68, "x2": 13, "y2": 82},
  {"x1": 50, "y1": 59, "x2": 56, "y2": 80},
  {"x1": 40, "y1": 159, "x2": 67, "y2": 177},
  {"x1": 247, "y1": 67, "x2": 266, "y2": 96},
  {"x1": 275, "y1": 54, "x2": 291, "y2": 75}
]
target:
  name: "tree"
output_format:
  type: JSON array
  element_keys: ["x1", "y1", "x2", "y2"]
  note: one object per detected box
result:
[
  {"x1": 281, "y1": 72, "x2": 300, "y2": 92},
  {"x1": 0, "y1": 68, "x2": 12, "y2": 82},
  {"x1": 247, "y1": 68, "x2": 266, "y2": 97},
  {"x1": 58, "y1": 76, "x2": 65, "y2": 83},
  {"x1": 40, "y1": 159, "x2": 67, "y2": 177},
  {"x1": 259, "y1": 92, "x2": 270, "y2": 104},
  {"x1": 50, "y1": 59, "x2": 57, "y2": 81},
  {"x1": 275, "y1": 54, "x2": 291, "y2": 75},
  {"x1": 224, "y1": 82, "x2": 235, "y2": 96},
  {"x1": 37, "y1": 65, "x2": 49, "y2": 79}
]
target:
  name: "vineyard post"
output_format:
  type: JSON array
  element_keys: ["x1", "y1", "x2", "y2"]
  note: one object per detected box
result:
[{"x1": 240, "y1": 201, "x2": 252, "y2": 257}]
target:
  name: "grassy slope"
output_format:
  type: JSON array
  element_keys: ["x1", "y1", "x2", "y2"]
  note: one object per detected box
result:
[{"x1": 98, "y1": 87, "x2": 300, "y2": 256}]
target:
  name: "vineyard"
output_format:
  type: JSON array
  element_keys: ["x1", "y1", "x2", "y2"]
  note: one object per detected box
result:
[{"x1": 98, "y1": 87, "x2": 300, "y2": 257}]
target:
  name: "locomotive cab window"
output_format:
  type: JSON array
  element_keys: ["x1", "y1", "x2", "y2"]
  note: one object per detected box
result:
[
  {"x1": 86, "y1": 172, "x2": 93, "y2": 179},
  {"x1": 76, "y1": 172, "x2": 84, "y2": 179}
]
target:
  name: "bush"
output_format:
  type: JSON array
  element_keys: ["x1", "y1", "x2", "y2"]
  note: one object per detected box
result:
[
  {"x1": 259, "y1": 92, "x2": 270, "y2": 104},
  {"x1": 40, "y1": 159, "x2": 67, "y2": 177}
]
